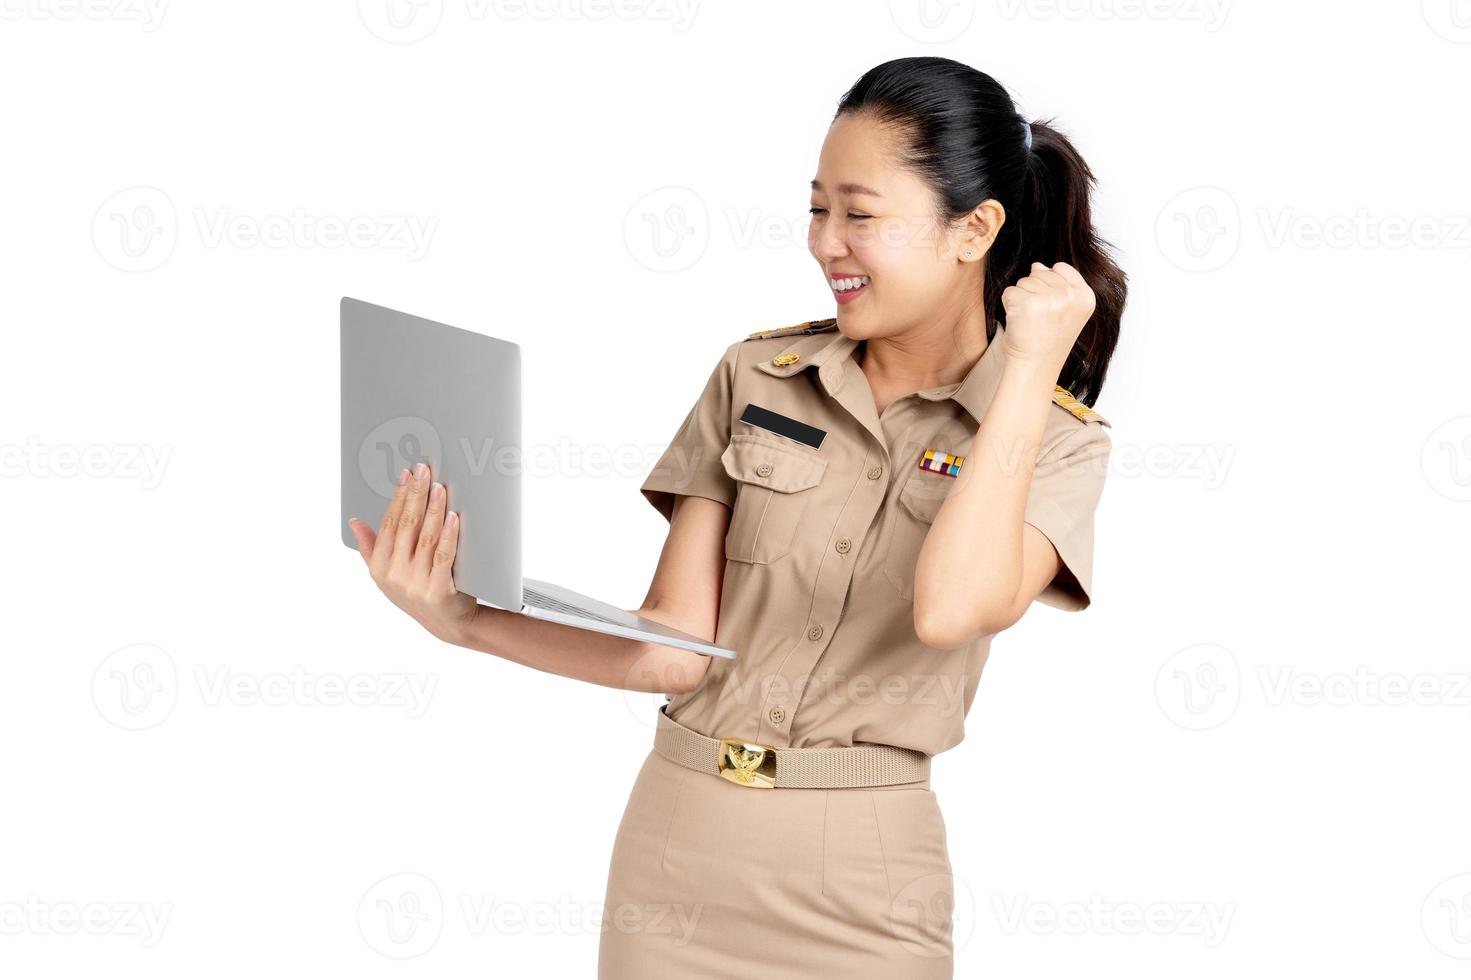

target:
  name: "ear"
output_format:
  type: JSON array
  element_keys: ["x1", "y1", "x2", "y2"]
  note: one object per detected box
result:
[{"x1": 957, "y1": 198, "x2": 1006, "y2": 262}]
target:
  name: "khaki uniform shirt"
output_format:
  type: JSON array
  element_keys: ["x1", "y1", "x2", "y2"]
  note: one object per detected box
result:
[{"x1": 639, "y1": 318, "x2": 1111, "y2": 757}]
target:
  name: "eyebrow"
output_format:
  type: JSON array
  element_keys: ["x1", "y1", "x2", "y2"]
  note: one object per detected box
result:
[{"x1": 810, "y1": 179, "x2": 884, "y2": 198}]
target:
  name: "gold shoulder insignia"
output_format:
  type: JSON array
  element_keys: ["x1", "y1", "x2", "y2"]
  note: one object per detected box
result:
[
  {"x1": 745, "y1": 318, "x2": 838, "y2": 342},
  {"x1": 1052, "y1": 385, "x2": 1110, "y2": 427}
]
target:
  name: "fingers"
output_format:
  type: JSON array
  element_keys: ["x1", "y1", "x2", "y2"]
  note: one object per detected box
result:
[
  {"x1": 412, "y1": 481, "x2": 448, "y2": 578},
  {"x1": 347, "y1": 517, "x2": 377, "y2": 563},
  {"x1": 391, "y1": 462, "x2": 432, "y2": 572},
  {"x1": 1050, "y1": 260, "x2": 1086, "y2": 287},
  {"x1": 427, "y1": 508, "x2": 461, "y2": 594},
  {"x1": 1024, "y1": 261, "x2": 1067, "y2": 289},
  {"x1": 371, "y1": 467, "x2": 412, "y2": 575}
]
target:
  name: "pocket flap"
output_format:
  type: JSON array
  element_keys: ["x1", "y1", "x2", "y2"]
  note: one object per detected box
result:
[
  {"x1": 898, "y1": 472, "x2": 952, "y2": 522},
  {"x1": 721, "y1": 432, "x2": 827, "y2": 493}
]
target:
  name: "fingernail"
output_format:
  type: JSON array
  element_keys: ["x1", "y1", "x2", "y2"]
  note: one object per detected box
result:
[
  {"x1": 431, "y1": 482, "x2": 444, "y2": 502},
  {"x1": 415, "y1": 462, "x2": 428, "y2": 480},
  {"x1": 398, "y1": 468, "x2": 409, "y2": 486},
  {"x1": 446, "y1": 511, "x2": 458, "y2": 526}
]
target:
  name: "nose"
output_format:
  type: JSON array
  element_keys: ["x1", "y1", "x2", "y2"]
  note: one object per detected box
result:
[{"x1": 809, "y1": 219, "x2": 849, "y2": 264}]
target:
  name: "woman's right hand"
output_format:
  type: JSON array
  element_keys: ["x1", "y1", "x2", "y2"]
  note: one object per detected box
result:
[{"x1": 347, "y1": 462, "x2": 480, "y2": 644}]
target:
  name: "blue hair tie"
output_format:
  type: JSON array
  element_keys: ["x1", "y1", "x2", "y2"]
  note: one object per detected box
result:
[{"x1": 1022, "y1": 121, "x2": 1033, "y2": 151}]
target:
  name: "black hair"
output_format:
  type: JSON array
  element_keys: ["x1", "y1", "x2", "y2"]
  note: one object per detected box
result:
[{"x1": 834, "y1": 56, "x2": 1126, "y2": 404}]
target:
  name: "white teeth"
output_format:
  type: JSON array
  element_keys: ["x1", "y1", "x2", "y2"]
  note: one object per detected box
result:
[{"x1": 831, "y1": 275, "x2": 870, "y2": 293}]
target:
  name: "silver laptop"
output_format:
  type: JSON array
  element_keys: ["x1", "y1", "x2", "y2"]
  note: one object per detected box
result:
[{"x1": 339, "y1": 297, "x2": 736, "y2": 659}]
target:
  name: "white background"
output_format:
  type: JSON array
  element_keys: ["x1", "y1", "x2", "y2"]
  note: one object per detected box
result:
[{"x1": 4, "y1": 1, "x2": 1470, "y2": 976}]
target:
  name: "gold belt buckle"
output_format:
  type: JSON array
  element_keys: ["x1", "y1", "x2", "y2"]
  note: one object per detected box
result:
[{"x1": 718, "y1": 737, "x2": 777, "y2": 789}]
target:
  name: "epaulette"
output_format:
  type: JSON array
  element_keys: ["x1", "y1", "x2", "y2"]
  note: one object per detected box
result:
[
  {"x1": 745, "y1": 318, "x2": 839, "y2": 342},
  {"x1": 1052, "y1": 385, "x2": 1109, "y2": 426}
]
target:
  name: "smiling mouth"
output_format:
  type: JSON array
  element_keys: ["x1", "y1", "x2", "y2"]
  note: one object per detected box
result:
[{"x1": 830, "y1": 275, "x2": 870, "y2": 294}]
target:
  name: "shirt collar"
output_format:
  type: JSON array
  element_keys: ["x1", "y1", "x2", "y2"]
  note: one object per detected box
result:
[{"x1": 754, "y1": 324, "x2": 1009, "y2": 425}]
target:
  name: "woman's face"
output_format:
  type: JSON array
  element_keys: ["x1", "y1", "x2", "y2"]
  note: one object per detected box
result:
[{"x1": 808, "y1": 112, "x2": 996, "y2": 340}]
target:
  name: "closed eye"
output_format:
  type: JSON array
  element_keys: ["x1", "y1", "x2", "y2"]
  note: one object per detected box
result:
[{"x1": 808, "y1": 207, "x2": 872, "y2": 220}]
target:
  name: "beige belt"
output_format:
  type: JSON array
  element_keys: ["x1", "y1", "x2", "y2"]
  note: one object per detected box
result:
[{"x1": 653, "y1": 703, "x2": 930, "y2": 789}]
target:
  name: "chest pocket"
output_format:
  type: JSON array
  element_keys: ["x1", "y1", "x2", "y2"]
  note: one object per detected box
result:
[
  {"x1": 882, "y1": 468, "x2": 954, "y2": 600},
  {"x1": 720, "y1": 431, "x2": 827, "y2": 564}
]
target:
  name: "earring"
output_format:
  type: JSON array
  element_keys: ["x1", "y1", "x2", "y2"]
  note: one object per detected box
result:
[{"x1": 963, "y1": 250, "x2": 972, "y2": 258}]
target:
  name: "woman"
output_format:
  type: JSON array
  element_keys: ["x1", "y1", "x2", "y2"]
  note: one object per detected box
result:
[{"x1": 347, "y1": 56, "x2": 1125, "y2": 978}]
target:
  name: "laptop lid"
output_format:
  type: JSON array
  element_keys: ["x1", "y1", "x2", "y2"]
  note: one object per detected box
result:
[{"x1": 339, "y1": 297, "x2": 524, "y2": 610}]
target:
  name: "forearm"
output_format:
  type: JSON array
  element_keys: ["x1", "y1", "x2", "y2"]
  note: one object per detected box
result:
[
  {"x1": 447, "y1": 604, "x2": 713, "y2": 695},
  {"x1": 914, "y1": 356, "x2": 1058, "y2": 640}
]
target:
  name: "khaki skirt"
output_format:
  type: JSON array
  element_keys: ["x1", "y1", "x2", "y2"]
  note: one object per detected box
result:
[{"x1": 597, "y1": 745, "x2": 954, "y2": 978}]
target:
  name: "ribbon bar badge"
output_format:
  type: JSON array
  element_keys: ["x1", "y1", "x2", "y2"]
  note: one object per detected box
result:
[{"x1": 918, "y1": 449, "x2": 963, "y2": 477}]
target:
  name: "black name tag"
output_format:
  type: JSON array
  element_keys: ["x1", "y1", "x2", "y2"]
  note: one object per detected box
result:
[{"x1": 738, "y1": 403, "x2": 826, "y2": 450}]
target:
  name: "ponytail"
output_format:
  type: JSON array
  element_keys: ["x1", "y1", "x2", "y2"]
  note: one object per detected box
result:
[{"x1": 991, "y1": 117, "x2": 1126, "y2": 404}]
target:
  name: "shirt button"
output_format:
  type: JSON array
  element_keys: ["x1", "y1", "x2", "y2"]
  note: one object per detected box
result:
[
  {"x1": 867, "y1": 465, "x2": 883, "y2": 480},
  {"x1": 768, "y1": 705, "x2": 785, "y2": 724},
  {"x1": 835, "y1": 536, "x2": 851, "y2": 555},
  {"x1": 756, "y1": 462, "x2": 773, "y2": 477},
  {"x1": 807, "y1": 624, "x2": 824, "y2": 641}
]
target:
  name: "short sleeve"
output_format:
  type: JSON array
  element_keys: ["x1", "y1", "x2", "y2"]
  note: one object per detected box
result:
[
  {"x1": 1023, "y1": 423, "x2": 1111, "y2": 610},
  {"x1": 639, "y1": 341, "x2": 741, "y2": 523}
]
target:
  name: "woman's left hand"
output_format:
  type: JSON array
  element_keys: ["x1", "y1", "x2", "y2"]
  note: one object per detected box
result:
[{"x1": 999, "y1": 261, "x2": 1095, "y2": 375}]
